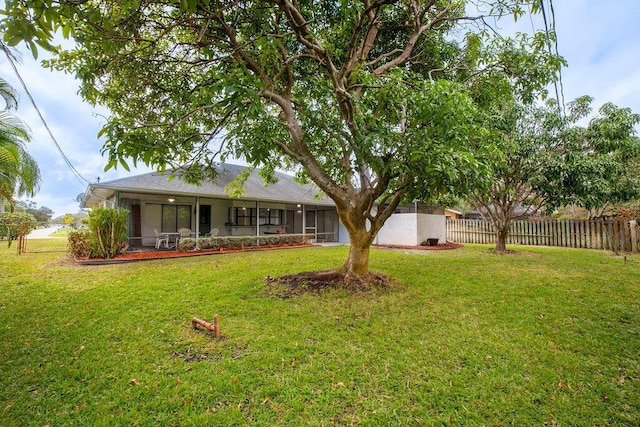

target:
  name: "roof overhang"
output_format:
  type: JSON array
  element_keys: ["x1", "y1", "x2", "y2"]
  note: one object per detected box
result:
[
  {"x1": 79, "y1": 165, "x2": 335, "y2": 209},
  {"x1": 81, "y1": 185, "x2": 117, "y2": 208}
]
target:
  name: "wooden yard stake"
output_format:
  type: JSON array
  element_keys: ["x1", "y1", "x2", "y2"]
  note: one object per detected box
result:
[{"x1": 192, "y1": 315, "x2": 221, "y2": 339}]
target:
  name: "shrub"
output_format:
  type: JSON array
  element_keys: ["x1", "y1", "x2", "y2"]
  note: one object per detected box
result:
[
  {"x1": 77, "y1": 207, "x2": 130, "y2": 259},
  {"x1": 67, "y1": 230, "x2": 92, "y2": 258},
  {"x1": 177, "y1": 234, "x2": 314, "y2": 251},
  {"x1": 0, "y1": 212, "x2": 38, "y2": 247}
]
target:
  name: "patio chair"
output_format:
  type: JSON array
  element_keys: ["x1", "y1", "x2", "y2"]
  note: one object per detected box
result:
[
  {"x1": 177, "y1": 228, "x2": 192, "y2": 245},
  {"x1": 206, "y1": 228, "x2": 219, "y2": 237},
  {"x1": 154, "y1": 229, "x2": 169, "y2": 249}
]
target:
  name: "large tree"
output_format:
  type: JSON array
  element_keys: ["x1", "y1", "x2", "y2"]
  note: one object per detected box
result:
[
  {"x1": 0, "y1": 74, "x2": 41, "y2": 212},
  {"x1": 15, "y1": 200, "x2": 54, "y2": 223},
  {"x1": 470, "y1": 96, "x2": 640, "y2": 253},
  {"x1": 1, "y1": 1, "x2": 562, "y2": 281}
]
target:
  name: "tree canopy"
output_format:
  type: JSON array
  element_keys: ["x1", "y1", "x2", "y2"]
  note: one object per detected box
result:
[
  {"x1": 0, "y1": 210, "x2": 37, "y2": 245},
  {"x1": 15, "y1": 200, "x2": 54, "y2": 223},
  {"x1": 1, "y1": 0, "x2": 564, "y2": 282},
  {"x1": 0, "y1": 72, "x2": 41, "y2": 211},
  {"x1": 469, "y1": 96, "x2": 640, "y2": 253}
]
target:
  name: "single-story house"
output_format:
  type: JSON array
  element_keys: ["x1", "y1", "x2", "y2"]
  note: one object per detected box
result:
[
  {"x1": 80, "y1": 163, "x2": 446, "y2": 247},
  {"x1": 444, "y1": 208, "x2": 462, "y2": 220}
]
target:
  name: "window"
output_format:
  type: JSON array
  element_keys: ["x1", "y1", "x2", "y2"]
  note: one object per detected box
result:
[
  {"x1": 161, "y1": 204, "x2": 191, "y2": 232},
  {"x1": 229, "y1": 207, "x2": 256, "y2": 226},
  {"x1": 259, "y1": 208, "x2": 283, "y2": 225}
]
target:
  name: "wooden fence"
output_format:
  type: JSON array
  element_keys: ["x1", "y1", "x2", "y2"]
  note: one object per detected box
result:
[{"x1": 446, "y1": 219, "x2": 640, "y2": 253}]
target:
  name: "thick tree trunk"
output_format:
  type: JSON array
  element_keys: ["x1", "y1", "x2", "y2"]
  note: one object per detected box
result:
[
  {"x1": 495, "y1": 228, "x2": 509, "y2": 253},
  {"x1": 273, "y1": 190, "x2": 401, "y2": 290},
  {"x1": 343, "y1": 234, "x2": 371, "y2": 277},
  {"x1": 333, "y1": 197, "x2": 385, "y2": 279}
]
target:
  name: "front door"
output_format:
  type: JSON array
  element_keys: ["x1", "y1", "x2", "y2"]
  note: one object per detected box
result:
[
  {"x1": 130, "y1": 204, "x2": 141, "y2": 247},
  {"x1": 199, "y1": 205, "x2": 211, "y2": 235},
  {"x1": 305, "y1": 210, "x2": 316, "y2": 238}
]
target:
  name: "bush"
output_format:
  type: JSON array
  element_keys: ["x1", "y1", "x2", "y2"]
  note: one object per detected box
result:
[
  {"x1": 177, "y1": 237, "x2": 219, "y2": 251},
  {"x1": 177, "y1": 234, "x2": 314, "y2": 251},
  {"x1": 69, "y1": 207, "x2": 130, "y2": 259},
  {"x1": 67, "y1": 230, "x2": 92, "y2": 258},
  {"x1": 0, "y1": 212, "x2": 38, "y2": 247}
]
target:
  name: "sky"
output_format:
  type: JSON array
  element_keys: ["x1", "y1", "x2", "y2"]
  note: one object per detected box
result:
[{"x1": 1, "y1": 0, "x2": 639, "y2": 217}]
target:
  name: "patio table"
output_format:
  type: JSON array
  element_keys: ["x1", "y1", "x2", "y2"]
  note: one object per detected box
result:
[{"x1": 161, "y1": 232, "x2": 180, "y2": 249}]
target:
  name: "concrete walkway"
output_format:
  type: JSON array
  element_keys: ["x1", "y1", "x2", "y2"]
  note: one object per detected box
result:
[{"x1": 27, "y1": 226, "x2": 64, "y2": 239}]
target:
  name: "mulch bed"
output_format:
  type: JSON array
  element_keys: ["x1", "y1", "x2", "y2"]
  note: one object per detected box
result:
[
  {"x1": 74, "y1": 242, "x2": 463, "y2": 265},
  {"x1": 74, "y1": 243, "x2": 314, "y2": 265},
  {"x1": 266, "y1": 269, "x2": 402, "y2": 298},
  {"x1": 263, "y1": 243, "x2": 464, "y2": 297}
]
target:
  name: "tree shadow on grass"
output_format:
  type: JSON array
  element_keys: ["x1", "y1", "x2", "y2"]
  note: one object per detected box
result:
[{"x1": 486, "y1": 248, "x2": 539, "y2": 256}]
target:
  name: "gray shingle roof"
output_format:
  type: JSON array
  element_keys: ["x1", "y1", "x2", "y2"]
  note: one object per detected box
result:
[{"x1": 82, "y1": 163, "x2": 334, "y2": 207}]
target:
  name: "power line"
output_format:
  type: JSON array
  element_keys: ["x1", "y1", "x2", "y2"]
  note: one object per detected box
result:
[
  {"x1": 1, "y1": 42, "x2": 90, "y2": 187},
  {"x1": 548, "y1": 0, "x2": 566, "y2": 112},
  {"x1": 540, "y1": 0, "x2": 565, "y2": 116}
]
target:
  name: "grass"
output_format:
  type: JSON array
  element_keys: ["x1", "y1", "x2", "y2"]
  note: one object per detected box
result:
[
  {"x1": 1, "y1": 239, "x2": 639, "y2": 426},
  {"x1": 49, "y1": 227, "x2": 71, "y2": 237}
]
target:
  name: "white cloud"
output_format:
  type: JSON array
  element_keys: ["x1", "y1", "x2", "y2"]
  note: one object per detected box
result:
[{"x1": 2, "y1": 46, "x2": 153, "y2": 216}]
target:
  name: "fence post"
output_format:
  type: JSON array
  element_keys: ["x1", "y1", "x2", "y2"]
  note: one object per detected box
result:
[
  {"x1": 623, "y1": 220, "x2": 631, "y2": 252},
  {"x1": 597, "y1": 220, "x2": 603, "y2": 249},
  {"x1": 584, "y1": 219, "x2": 589, "y2": 248},
  {"x1": 631, "y1": 220, "x2": 638, "y2": 253},
  {"x1": 606, "y1": 220, "x2": 614, "y2": 252}
]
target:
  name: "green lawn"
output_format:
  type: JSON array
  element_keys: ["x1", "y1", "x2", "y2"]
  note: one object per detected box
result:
[
  {"x1": 1, "y1": 239, "x2": 639, "y2": 426},
  {"x1": 49, "y1": 227, "x2": 71, "y2": 237}
]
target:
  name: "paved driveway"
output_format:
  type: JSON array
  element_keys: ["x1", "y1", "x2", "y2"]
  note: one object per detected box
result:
[{"x1": 27, "y1": 226, "x2": 64, "y2": 239}]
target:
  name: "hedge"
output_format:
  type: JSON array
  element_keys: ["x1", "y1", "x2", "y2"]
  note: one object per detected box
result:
[{"x1": 177, "y1": 233, "x2": 315, "y2": 251}]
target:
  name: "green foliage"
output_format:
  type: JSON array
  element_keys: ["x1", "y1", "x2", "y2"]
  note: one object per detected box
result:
[
  {"x1": 570, "y1": 103, "x2": 640, "y2": 209},
  {"x1": 470, "y1": 94, "x2": 640, "y2": 252},
  {"x1": 0, "y1": 1, "x2": 565, "y2": 275},
  {"x1": 26, "y1": 206, "x2": 53, "y2": 223},
  {"x1": 0, "y1": 211, "x2": 37, "y2": 246},
  {"x1": 0, "y1": 77, "x2": 41, "y2": 207},
  {"x1": 177, "y1": 233, "x2": 315, "y2": 251},
  {"x1": 53, "y1": 211, "x2": 88, "y2": 228},
  {"x1": 67, "y1": 229, "x2": 91, "y2": 258},
  {"x1": 83, "y1": 206, "x2": 129, "y2": 259},
  {"x1": 15, "y1": 200, "x2": 54, "y2": 223},
  {"x1": 1, "y1": 239, "x2": 639, "y2": 425},
  {"x1": 525, "y1": 98, "x2": 640, "y2": 211}
]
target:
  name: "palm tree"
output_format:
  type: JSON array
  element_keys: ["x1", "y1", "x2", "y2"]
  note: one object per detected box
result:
[{"x1": 0, "y1": 76, "x2": 41, "y2": 212}]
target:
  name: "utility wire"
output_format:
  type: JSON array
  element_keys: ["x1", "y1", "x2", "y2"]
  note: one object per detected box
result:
[
  {"x1": 1, "y1": 42, "x2": 90, "y2": 187},
  {"x1": 540, "y1": 0, "x2": 565, "y2": 116},
  {"x1": 548, "y1": 0, "x2": 566, "y2": 112}
]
